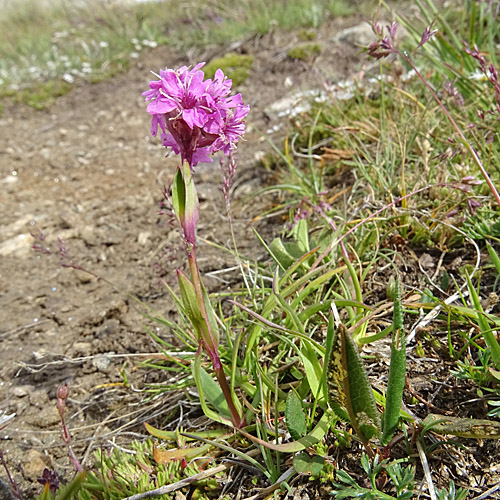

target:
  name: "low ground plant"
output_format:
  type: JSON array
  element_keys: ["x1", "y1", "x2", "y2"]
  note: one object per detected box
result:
[
  {"x1": 0, "y1": 0, "x2": 356, "y2": 110},
  {"x1": 4, "y1": 0, "x2": 500, "y2": 498}
]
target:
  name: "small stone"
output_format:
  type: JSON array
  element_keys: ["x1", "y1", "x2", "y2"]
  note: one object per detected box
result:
[
  {"x1": 73, "y1": 269, "x2": 95, "y2": 284},
  {"x1": 2, "y1": 175, "x2": 18, "y2": 185},
  {"x1": 71, "y1": 342, "x2": 93, "y2": 356},
  {"x1": 96, "y1": 319, "x2": 119, "y2": 337},
  {"x1": 0, "y1": 234, "x2": 33, "y2": 257},
  {"x1": 21, "y1": 449, "x2": 51, "y2": 482},
  {"x1": 26, "y1": 406, "x2": 61, "y2": 428},
  {"x1": 138, "y1": 231, "x2": 151, "y2": 246},
  {"x1": 92, "y1": 354, "x2": 112, "y2": 372},
  {"x1": 10, "y1": 386, "x2": 32, "y2": 398},
  {"x1": 80, "y1": 225, "x2": 97, "y2": 245},
  {"x1": 334, "y1": 23, "x2": 379, "y2": 46}
]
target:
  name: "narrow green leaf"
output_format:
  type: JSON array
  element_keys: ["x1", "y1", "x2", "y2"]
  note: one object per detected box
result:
[
  {"x1": 198, "y1": 365, "x2": 231, "y2": 419},
  {"x1": 273, "y1": 289, "x2": 323, "y2": 397},
  {"x1": 422, "y1": 414, "x2": 500, "y2": 439},
  {"x1": 171, "y1": 162, "x2": 199, "y2": 244},
  {"x1": 465, "y1": 271, "x2": 500, "y2": 364},
  {"x1": 286, "y1": 390, "x2": 307, "y2": 440},
  {"x1": 177, "y1": 270, "x2": 204, "y2": 336},
  {"x1": 192, "y1": 354, "x2": 227, "y2": 425},
  {"x1": 299, "y1": 343, "x2": 323, "y2": 399},
  {"x1": 381, "y1": 277, "x2": 406, "y2": 444},
  {"x1": 239, "y1": 409, "x2": 333, "y2": 453},
  {"x1": 40, "y1": 484, "x2": 53, "y2": 500},
  {"x1": 269, "y1": 237, "x2": 295, "y2": 270},
  {"x1": 293, "y1": 218, "x2": 310, "y2": 254},
  {"x1": 171, "y1": 167, "x2": 186, "y2": 233},
  {"x1": 486, "y1": 241, "x2": 500, "y2": 277},
  {"x1": 144, "y1": 423, "x2": 229, "y2": 441},
  {"x1": 55, "y1": 471, "x2": 87, "y2": 500}
]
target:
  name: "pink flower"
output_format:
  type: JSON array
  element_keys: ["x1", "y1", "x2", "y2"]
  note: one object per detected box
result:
[{"x1": 143, "y1": 63, "x2": 249, "y2": 168}]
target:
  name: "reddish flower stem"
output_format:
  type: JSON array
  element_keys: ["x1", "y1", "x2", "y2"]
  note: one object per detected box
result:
[{"x1": 187, "y1": 245, "x2": 245, "y2": 428}]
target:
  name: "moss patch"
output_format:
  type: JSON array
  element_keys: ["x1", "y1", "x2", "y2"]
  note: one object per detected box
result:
[
  {"x1": 203, "y1": 52, "x2": 254, "y2": 87},
  {"x1": 287, "y1": 43, "x2": 321, "y2": 61},
  {"x1": 14, "y1": 80, "x2": 72, "y2": 110},
  {"x1": 297, "y1": 28, "x2": 317, "y2": 41}
]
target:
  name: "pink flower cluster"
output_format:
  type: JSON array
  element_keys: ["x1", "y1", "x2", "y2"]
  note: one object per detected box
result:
[{"x1": 143, "y1": 63, "x2": 249, "y2": 168}]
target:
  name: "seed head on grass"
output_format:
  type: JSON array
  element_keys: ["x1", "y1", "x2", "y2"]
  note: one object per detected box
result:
[{"x1": 143, "y1": 63, "x2": 249, "y2": 169}]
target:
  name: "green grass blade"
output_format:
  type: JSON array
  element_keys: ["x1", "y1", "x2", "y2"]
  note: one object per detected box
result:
[
  {"x1": 55, "y1": 471, "x2": 87, "y2": 500},
  {"x1": 239, "y1": 409, "x2": 333, "y2": 453},
  {"x1": 465, "y1": 271, "x2": 500, "y2": 365},
  {"x1": 192, "y1": 354, "x2": 227, "y2": 425},
  {"x1": 486, "y1": 241, "x2": 500, "y2": 276}
]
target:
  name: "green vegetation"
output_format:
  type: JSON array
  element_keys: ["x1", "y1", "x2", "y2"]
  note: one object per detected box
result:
[
  {"x1": 22, "y1": 0, "x2": 500, "y2": 498},
  {"x1": 0, "y1": 0, "x2": 355, "y2": 110},
  {"x1": 203, "y1": 53, "x2": 254, "y2": 86},
  {"x1": 287, "y1": 42, "x2": 321, "y2": 61}
]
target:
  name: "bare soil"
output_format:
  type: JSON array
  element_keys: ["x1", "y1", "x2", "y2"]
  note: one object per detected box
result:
[{"x1": 1, "y1": 12, "x2": 499, "y2": 499}]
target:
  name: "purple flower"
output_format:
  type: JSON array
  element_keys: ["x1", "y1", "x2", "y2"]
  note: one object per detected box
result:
[
  {"x1": 416, "y1": 25, "x2": 438, "y2": 49},
  {"x1": 143, "y1": 63, "x2": 249, "y2": 168}
]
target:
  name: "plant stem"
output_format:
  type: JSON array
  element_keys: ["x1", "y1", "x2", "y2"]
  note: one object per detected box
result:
[{"x1": 187, "y1": 245, "x2": 245, "y2": 428}]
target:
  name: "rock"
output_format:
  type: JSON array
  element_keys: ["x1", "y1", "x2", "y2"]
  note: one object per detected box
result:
[
  {"x1": 334, "y1": 22, "x2": 378, "y2": 46},
  {"x1": 265, "y1": 89, "x2": 325, "y2": 119},
  {"x1": 21, "y1": 449, "x2": 51, "y2": 482},
  {"x1": 73, "y1": 269, "x2": 96, "y2": 284},
  {"x1": 80, "y1": 225, "x2": 97, "y2": 245},
  {"x1": 96, "y1": 319, "x2": 120, "y2": 338},
  {"x1": 71, "y1": 342, "x2": 93, "y2": 356},
  {"x1": 92, "y1": 354, "x2": 112, "y2": 372},
  {"x1": 137, "y1": 231, "x2": 151, "y2": 246},
  {"x1": 1, "y1": 175, "x2": 18, "y2": 186},
  {"x1": 10, "y1": 386, "x2": 32, "y2": 398},
  {"x1": 0, "y1": 234, "x2": 33, "y2": 257}
]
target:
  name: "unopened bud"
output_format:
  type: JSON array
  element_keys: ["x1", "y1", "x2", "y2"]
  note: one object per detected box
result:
[
  {"x1": 57, "y1": 382, "x2": 69, "y2": 400},
  {"x1": 56, "y1": 382, "x2": 69, "y2": 418}
]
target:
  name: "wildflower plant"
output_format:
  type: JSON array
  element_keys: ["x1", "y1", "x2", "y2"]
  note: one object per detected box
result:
[{"x1": 143, "y1": 62, "x2": 249, "y2": 428}]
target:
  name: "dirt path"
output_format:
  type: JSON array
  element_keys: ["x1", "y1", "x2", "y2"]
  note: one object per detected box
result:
[{"x1": 0, "y1": 16, "x2": 371, "y2": 495}]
